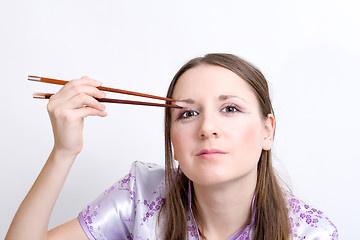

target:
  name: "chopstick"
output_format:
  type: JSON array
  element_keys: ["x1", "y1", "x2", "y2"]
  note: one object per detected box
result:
[
  {"x1": 29, "y1": 75, "x2": 182, "y2": 108},
  {"x1": 32, "y1": 93, "x2": 182, "y2": 108},
  {"x1": 28, "y1": 75, "x2": 176, "y2": 102}
]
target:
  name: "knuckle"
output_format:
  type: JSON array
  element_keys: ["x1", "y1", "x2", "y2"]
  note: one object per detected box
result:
[
  {"x1": 66, "y1": 80, "x2": 75, "y2": 88},
  {"x1": 72, "y1": 85, "x2": 82, "y2": 94},
  {"x1": 78, "y1": 92, "x2": 88, "y2": 101},
  {"x1": 47, "y1": 99, "x2": 56, "y2": 112},
  {"x1": 46, "y1": 102, "x2": 53, "y2": 112},
  {"x1": 67, "y1": 79, "x2": 82, "y2": 87}
]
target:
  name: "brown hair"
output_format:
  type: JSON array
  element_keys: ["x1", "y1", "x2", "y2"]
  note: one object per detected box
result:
[{"x1": 160, "y1": 53, "x2": 290, "y2": 240}]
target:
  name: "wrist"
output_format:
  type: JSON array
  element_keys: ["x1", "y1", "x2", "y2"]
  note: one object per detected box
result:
[{"x1": 50, "y1": 147, "x2": 78, "y2": 165}]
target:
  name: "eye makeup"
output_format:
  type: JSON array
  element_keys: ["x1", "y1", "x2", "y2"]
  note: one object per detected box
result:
[
  {"x1": 176, "y1": 107, "x2": 199, "y2": 120},
  {"x1": 220, "y1": 103, "x2": 244, "y2": 113},
  {"x1": 172, "y1": 95, "x2": 248, "y2": 121}
]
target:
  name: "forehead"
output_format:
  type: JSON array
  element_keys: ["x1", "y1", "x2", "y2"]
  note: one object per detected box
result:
[{"x1": 172, "y1": 64, "x2": 256, "y2": 102}]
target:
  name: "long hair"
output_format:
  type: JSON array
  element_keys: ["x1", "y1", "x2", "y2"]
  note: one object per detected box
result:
[{"x1": 160, "y1": 53, "x2": 290, "y2": 240}]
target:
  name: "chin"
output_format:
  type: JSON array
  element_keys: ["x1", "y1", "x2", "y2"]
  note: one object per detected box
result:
[
  {"x1": 185, "y1": 165, "x2": 257, "y2": 188},
  {"x1": 184, "y1": 167, "x2": 233, "y2": 186}
]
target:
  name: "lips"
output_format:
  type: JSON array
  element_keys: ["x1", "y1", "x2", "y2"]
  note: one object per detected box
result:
[{"x1": 196, "y1": 148, "x2": 226, "y2": 160}]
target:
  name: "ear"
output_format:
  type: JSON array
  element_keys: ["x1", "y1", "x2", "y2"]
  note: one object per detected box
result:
[{"x1": 262, "y1": 113, "x2": 275, "y2": 150}]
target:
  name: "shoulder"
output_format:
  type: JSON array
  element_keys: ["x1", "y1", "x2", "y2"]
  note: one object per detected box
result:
[
  {"x1": 103, "y1": 161, "x2": 166, "y2": 207},
  {"x1": 129, "y1": 161, "x2": 165, "y2": 186},
  {"x1": 284, "y1": 192, "x2": 339, "y2": 239},
  {"x1": 127, "y1": 161, "x2": 166, "y2": 202},
  {"x1": 96, "y1": 161, "x2": 165, "y2": 202}
]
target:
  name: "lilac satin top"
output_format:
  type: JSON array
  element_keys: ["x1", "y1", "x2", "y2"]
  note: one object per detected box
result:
[{"x1": 78, "y1": 161, "x2": 338, "y2": 239}]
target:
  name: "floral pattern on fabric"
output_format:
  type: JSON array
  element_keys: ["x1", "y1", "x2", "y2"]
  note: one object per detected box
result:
[
  {"x1": 287, "y1": 192, "x2": 338, "y2": 239},
  {"x1": 79, "y1": 161, "x2": 338, "y2": 240}
]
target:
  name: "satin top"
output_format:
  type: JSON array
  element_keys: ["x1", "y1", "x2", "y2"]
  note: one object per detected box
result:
[{"x1": 78, "y1": 161, "x2": 338, "y2": 239}]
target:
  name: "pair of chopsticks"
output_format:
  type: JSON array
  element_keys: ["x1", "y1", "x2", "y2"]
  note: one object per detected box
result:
[{"x1": 28, "y1": 76, "x2": 182, "y2": 108}]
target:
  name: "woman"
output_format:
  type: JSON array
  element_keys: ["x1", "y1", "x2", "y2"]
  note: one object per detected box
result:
[{"x1": 6, "y1": 54, "x2": 338, "y2": 239}]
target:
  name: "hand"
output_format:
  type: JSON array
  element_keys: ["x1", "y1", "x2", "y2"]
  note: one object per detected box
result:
[{"x1": 47, "y1": 76, "x2": 107, "y2": 159}]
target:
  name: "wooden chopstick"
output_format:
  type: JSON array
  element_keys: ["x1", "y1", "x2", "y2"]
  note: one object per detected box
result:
[
  {"x1": 28, "y1": 75, "x2": 176, "y2": 102},
  {"x1": 33, "y1": 93, "x2": 182, "y2": 108}
]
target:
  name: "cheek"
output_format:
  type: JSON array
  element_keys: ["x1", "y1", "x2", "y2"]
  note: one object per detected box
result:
[
  {"x1": 171, "y1": 126, "x2": 190, "y2": 160},
  {"x1": 243, "y1": 123, "x2": 258, "y2": 141},
  {"x1": 232, "y1": 120, "x2": 264, "y2": 149}
]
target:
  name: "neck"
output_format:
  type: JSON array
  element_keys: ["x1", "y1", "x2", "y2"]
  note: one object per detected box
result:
[{"x1": 192, "y1": 173, "x2": 256, "y2": 240}]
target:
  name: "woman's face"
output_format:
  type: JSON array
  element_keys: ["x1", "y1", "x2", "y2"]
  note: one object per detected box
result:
[{"x1": 170, "y1": 64, "x2": 274, "y2": 187}]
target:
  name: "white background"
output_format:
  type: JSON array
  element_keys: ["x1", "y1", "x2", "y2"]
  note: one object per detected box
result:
[{"x1": 1, "y1": 0, "x2": 359, "y2": 238}]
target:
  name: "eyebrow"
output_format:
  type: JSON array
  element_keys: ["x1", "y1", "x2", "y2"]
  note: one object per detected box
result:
[
  {"x1": 219, "y1": 95, "x2": 248, "y2": 103},
  {"x1": 175, "y1": 95, "x2": 248, "y2": 105},
  {"x1": 175, "y1": 98, "x2": 195, "y2": 104}
]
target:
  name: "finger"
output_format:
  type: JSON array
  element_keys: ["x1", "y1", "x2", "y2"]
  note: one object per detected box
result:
[
  {"x1": 77, "y1": 106, "x2": 108, "y2": 119},
  {"x1": 49, "y1": 86, "x2": 106, "y2": 112},
  {"x1": 53, "y1": 84, "x2": 106, "y2": 101},
  {"x1": 69, "y1": 76, "x2": 102, "y2": 87},
  {"x1": 64, "y1": 93, "x2": 106, "y2": 111},
  {"x1": 50, "y1": 76, "x2": 103, "y2": 99}
]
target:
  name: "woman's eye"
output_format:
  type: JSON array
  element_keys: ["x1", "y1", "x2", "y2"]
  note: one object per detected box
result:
[
  {"x1": 178, "y1": 110, "x2": 198, "y2": 119},
  {"x1": 221, "y1": 105, "x2": 239, "y2": 113}
]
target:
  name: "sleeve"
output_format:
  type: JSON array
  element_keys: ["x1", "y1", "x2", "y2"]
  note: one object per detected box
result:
[
  {"x1": 296, "y1": 216, "x2": 339, "y2": 240},
  {"x1": 78, "y1": 162, "x2": 138, "y2": 240},
  {"x1": 287, "y1": 194, "x2": 339, "y2": 240},
  {"x1": 78, "y1": 161, "x2": 166, "y2": 240}
]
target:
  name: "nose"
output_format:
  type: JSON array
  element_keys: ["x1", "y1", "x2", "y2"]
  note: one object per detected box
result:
[{"x1": 198, "y1": 114, "x2": 221, "y2": 139}]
